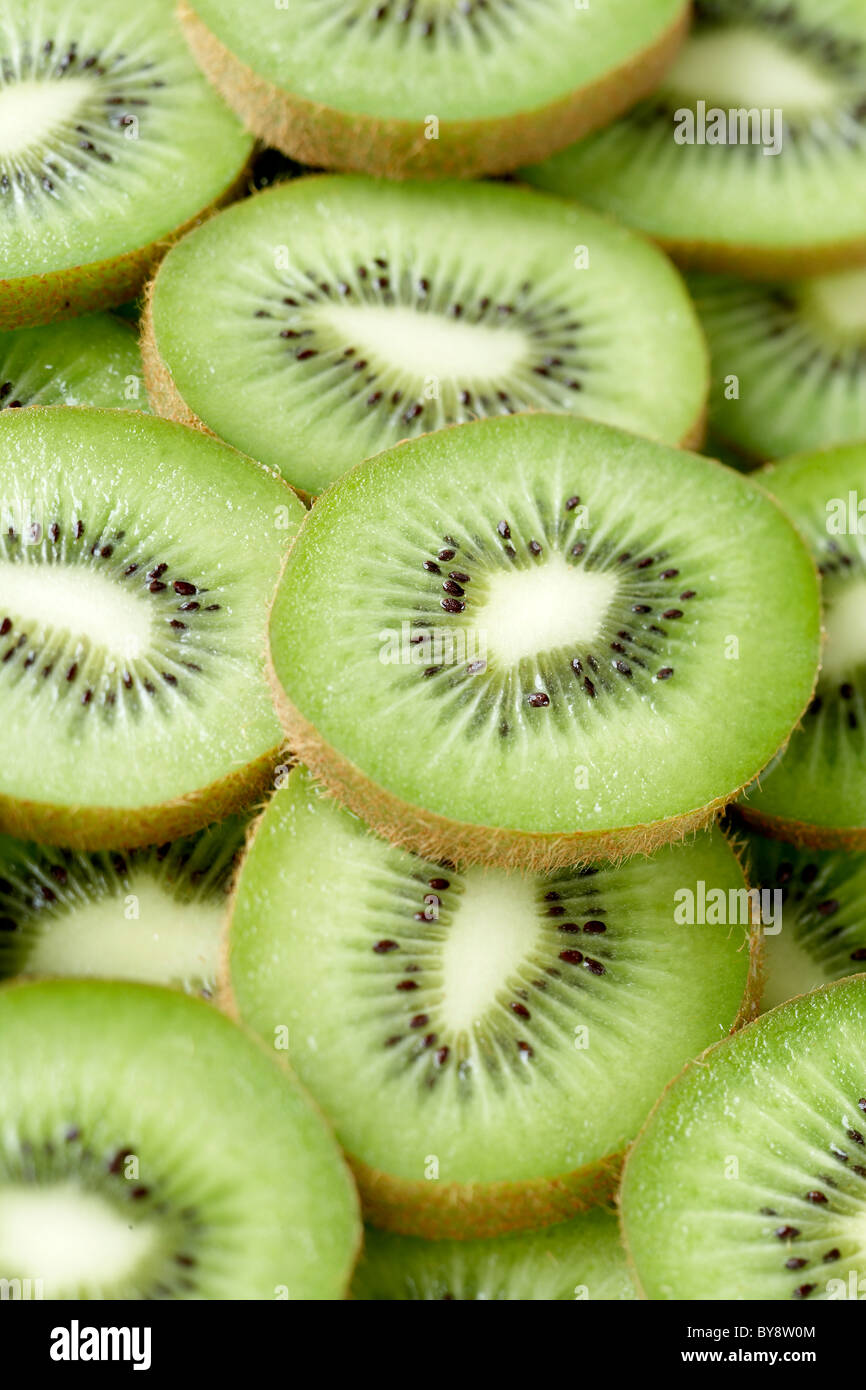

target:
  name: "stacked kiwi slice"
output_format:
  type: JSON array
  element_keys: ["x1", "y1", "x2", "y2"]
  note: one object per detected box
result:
[
  {"x1": 143, "y1": 176, "x2": 709, "y2": 495},
  {"x1": 525, "y1": 0, "x2": 866, "y2": 276},
  {"x1": 0, "y1": 0, "x2": 253, "y2": 327},
  {"x1": 177, "y1": 0, "x2": 691, "y2": 178},
  {"x1": 3, "y1": 0, "x2": 866, "y2": 1307}
]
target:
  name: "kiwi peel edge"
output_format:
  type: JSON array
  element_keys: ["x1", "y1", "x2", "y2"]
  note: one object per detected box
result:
[
  {"x1": 1, "y1": 157, "x2": 252, "y2": 333},
  {"x1": 177, "y1": 0, "x2": 690, "y2": 181}
]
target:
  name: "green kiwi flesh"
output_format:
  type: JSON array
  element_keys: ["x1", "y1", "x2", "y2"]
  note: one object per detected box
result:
[
  {"x1": 523, "y1": 0, "x2": 866, "y2": 277},
  {"x1": 0, "y1": 816, "x2": 246, "y2": 994},
  {"x1": 0, "y1": 313, "x2": 148, "y2": 410},
  {"x1": 621, "y1": 975, "x2": 866, "y2": 1301},
  {"x1": 739, "y1": 827, "x2": 866, "y2": 1012},
  {"x1": 268, "y1": 413, "x2": 820, "y2": 870},
  {"x1": 739, "y1": 443, "x2": 866, "y2": 845},
  {"x1": 144, "y1": 175, "x2": 709, "y2": 497},
  {"x1": 0, "y1": 0, "x2": 253, "y2": 329},
  {"x1": 0, "y1": 977, "x2": 360, "y2": 1298},
  {"x1": 0, "y1": 407, "x2": 304, "y2": 849},
  {"x1": 179, "y1": 0, "x2": 689, "y2": 178},
  {"x1": 224, "y1": 767, "x2": 757, "y2": 1237},
  {"x1": 692, "y1": 266, "x2": 866, "y2": 461},
  {"x1": 352, "y1": 1207, "x2": 635, "y2": 1301}
]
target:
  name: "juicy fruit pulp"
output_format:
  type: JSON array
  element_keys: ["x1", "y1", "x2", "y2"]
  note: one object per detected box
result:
[
  {"x1": 269, "y1": 413, "x2": 820, "y2": 868},
  {"x1": 740, "y1": 829, "x2": 866, "y2": 1012},
  {"x1": 0, "y1": 978, "x2": 360, "y2": 1298},
  {"x1": 180, "y1": 0, "x2": 688, "y2": 177},
  {"x1": 693, "y1": 267, "x2": 866, "y2": 461},
  {"x1": 0, "y1": 0, "x2": 252, "y2": 327},
  {"x1": 739, "y1": 443, "x2": 866, "y2": 844},
  {"x1": 225, "y1": 768, "x2": 756, "y2": 1236},
  {"x1": 145, "y1": 175, "x2": 709, "y2": 497},
  {"x1": 0, "y1": 313, "x2": 148, "y2": 410},
  {"x1": 621, "y1": 976, "x2": 866, "y2": 1301},
  {"x1": 352, "y1": 1208, "x2": 636, "y2": 1301},
  {"x1": 0, "y1": 407, "x2": 304, "y2": 848},
  {"x1": 524, "y1": 0, "x2": 866, "y2": 275},
  {"x1": 0, "y1": 817, "x2": 246, "y2": 993}
]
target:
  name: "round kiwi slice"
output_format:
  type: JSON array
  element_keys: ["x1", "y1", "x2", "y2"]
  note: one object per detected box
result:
[
  {"x1": 0, "y1": 406, "x2": 304, "y2": 850},
  {"x1": 177, "y1": 0, "x2": 689, "y2": 180},
  {"x1": 268, "y1": 413, "x2": 820, "y2": 870},
  {"x1": 224, "y1": 766, "x2": 759, "y2": 1238},
  {"x1": 523, "y1": 0, "x2": 866, "y2": 278},
  {"x1": 0, "y1": 0, "x2": 253, "y2": 330},
  {"x1": 693, "y1": 267, "x2": 866, "y2": 462},
  {"x1": 352, "y1": 1207, "x2": 635, "y2": 1300},
  {"x1": 739, "y1": 828, "x2": 866, "y2": 1013},
  {"x1": 739, "y1": 443, "x2": 866, "y2": 847},
  {"x1": 0, "y1": 816, "x2": 246, "y2": 995},
  {"x1": 0, "y1": 313, "x2": 148, "y2": 411},
  {"x1": 0, "y1": 977, "x2": 360, "y2": 1298},
  {"x1": 621, "y1": 975, "x2": 866, "y2": 1301},
  {"x1": 143, "y1": 175, "x2": 709, "y2": 498}
]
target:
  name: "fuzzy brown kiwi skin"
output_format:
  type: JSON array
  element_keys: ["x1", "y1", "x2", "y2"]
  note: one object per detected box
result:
[
  {"x1": 0, "y1": 159, "x2": 251, "y2": 332},
  {"x1": 177, "y1": 0, "x2": 690, "y2": 181},
  {"x1": 735, "y1": 804, "x2": 866, "y2": 853},
  {"x1": 219, "y1": 835, "x2": 762, "y2": 1240},
  {"x1": 656, "y1": 232, "x2": 866, "y2": 282},
  {"x1": 268, "y1": 671, "x2": 741, "y2": 872},
  {"x1": 616, "y1": 973, "x2": 864, "y2": 1299},
  {"x1": 0, "y1": 744, "x2": 284, "y2": 852}
]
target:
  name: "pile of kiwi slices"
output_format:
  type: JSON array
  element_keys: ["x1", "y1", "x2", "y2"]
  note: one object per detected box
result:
[{"x1": 2, "y1": 0, "x2": 865, "y2": 1310}]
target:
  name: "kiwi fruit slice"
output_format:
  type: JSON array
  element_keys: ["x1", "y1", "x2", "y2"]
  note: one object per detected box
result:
[
  {"x1": 523, "y1": 0, "x2": 866, "y2": 278},
  {"x1": 0, "y1": 977, "x2": 360, "y2": 1298},
  {"x1": 0, "y1": 816, "x2": 246, "y2": 995},
  {"x1": 621, "y1": 975, "x2": 866, "y2": 1301},
  {"x1": 0, "y1": 406, "x2": 304, "y2": 850},
  {"x1": 352, "y1": 1207, "x2": 635, "y2": 1301},
  {"x1": 739, "y1": 443, "x2": 866, "y2": 847},
  {"x1": 0, "y1": 0, "x2": 253, "y2": 330},
  {"x1": 177, "y1": 0, "x2": 689, "y2": 180},
  {"x1": 739, "y1": 828, "x2": 866, "y2": 1013},
  {"x1": 224, "y1": 766, "x2": 759, "y2": 1238},
  {"x1": 0, "y1": 313, "x2": 148, "y2": 411},
  {"x1": 143, "y1": 175, "x2": 709, "y2": 498},
  {"x1": 693, "y1": 267, "x2": 866, "y2": 462},
  {"x1": 268, "y1": 413, "x2": 820, "y2": 870}
]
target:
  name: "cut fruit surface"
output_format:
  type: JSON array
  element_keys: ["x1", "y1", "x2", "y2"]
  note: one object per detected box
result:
[
  {"x1": 352, "y1": 1208, "x2": 635, "y2": 1300},
  {"x1": 225, "y1": 767, "x2": 757, "y2": 1237},
  {"x1": 524, "y1": 0, "x2": 866, "y2": 276},
  {"x1": 739, "y1": 829, "x2": 866, "y2": 1013},
  {"x1": 692, "y1": 267, "x2": 866, "y2": 461},
  {"x1": 0, "y1": 0, "x2": 253, "y2": 328},
  {"x1": 0, "y1": 407, "x2": 303, "y2": 849},
  {"x1": 0, "y1": 978, "x2": 360, "y2": 1298},
  {"x1": 144, "y1": 175, "x2": 709, "y2": 497},
  {"x1": 268, "y1": 413, "x2": 820, "y2": 869},
  {"x1": 621, "y1": 975, "x2": 866, "y2": 1301},
  {"x1": 179, "y1": 0, "x2": 689, "y2": 178},
  {"x1": 0, "y1": 817, "x2": 246, "y2": 994},
  {"x1": 0, "y1": 313, "x2": 148, "y2": 411},
  {"x1": 739, "y1": 443, "x2": 866, "y2": 846}
]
